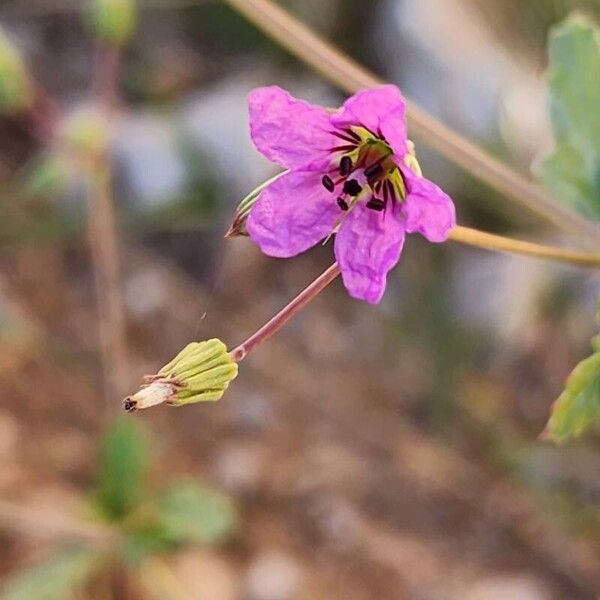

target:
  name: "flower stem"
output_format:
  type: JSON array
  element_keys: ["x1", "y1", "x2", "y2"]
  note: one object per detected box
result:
[
  {"x1": 230, "y1": 226, "x2": 600, "y2": 362},
  {"x1": 230, "y1": 263, "x2": 341, "y2": 362},
  {"x1": 449, "y1": 225, "x2": 600, "y2": 268},
  {"x1": 223, "y1": 0, "x2": 600, "y2": 251}
]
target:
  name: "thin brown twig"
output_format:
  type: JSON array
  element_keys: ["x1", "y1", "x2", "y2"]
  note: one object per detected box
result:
[
  {"x1": 222, "y1": 0, "x2": 600, "y2": 250},
  {"x1": 449, "y1": 225, "x2": 600, "y2": 267},
  {"x1": 6, "y1": 33, "x2": 129, "y2": 403},
  {"x1": 87, "y1": 43, "x2": 129, "y2": 402},
  {"x1": 86, "y1": 156, "x2": 129, "y2": 402}
]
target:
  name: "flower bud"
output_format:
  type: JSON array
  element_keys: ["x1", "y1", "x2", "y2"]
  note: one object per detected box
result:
[
  {"x1": 88, "y1": 0, "x2": 137, "y2": 46},
  {"x1": 123, "y1": 339, "x2": 238, "y2": 411},
  {"x1": 225, "y1": 171, "x2": 287, "y2": 238},
  {"x1": 0, "y1": 28, "x2": 33, "y2": 114}
]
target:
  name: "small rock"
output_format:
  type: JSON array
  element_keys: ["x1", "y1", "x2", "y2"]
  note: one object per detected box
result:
[
  {"x1": 213, "y1": 442, "x2": 265, "y2": 496},
  {"x1": 244, "y1": 552, "x2": 303, "y2": 600},
  {"x1": 171, "y1": 551, "x2": 238, "y2": 600},
  {"x1": 464, "y1": 574, "x2": 551, "y2": 600}
]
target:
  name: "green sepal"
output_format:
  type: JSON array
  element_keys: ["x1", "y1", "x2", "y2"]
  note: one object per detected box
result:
[
  {"x1": 125, "y1": 339, "x2": 238, "y2": 410},
  {"x1": 225, "y1": 170, "x2": 287, "y2": 237}
]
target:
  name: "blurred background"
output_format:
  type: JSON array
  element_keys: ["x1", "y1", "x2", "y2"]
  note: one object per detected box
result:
[{"x1": 0, "y1": 0, "x2": 599, "y2": 598}]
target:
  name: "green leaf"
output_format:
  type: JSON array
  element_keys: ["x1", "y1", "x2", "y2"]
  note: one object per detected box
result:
[
  {"x1": 548, "y1": 15, "x2": 600, "y2": 154},
  {"x1": 545, "y1": 350, "x2": 600, "y2": 442},
  {"x1": 95, "y1": 418, "x2": 149, "y2": 521},
  {"x1": 537, "y1": 14, "x2": 600, "y2": 219},
  {"x1": 1, "y1": 546, "x2": 101, "y2": 600},
  {"x1": 156, "y1": 481, "x2": 237, "y2": 546},
  {"x1": 536, "y1": 143, "x2": 600, "y2": 220}
]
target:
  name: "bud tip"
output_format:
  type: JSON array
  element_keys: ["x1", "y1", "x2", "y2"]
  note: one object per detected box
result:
[{"x1": 124, "y1": 338, "x2": 238, "y2": 412}]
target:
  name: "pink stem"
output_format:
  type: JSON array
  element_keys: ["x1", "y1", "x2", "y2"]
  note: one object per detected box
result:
[
  {"x1": 230, "y1": 262, "x2": 341, "y2": 362},
  {"x1": 92, "y1": 43, "x2": 121, "y2": 113},
  {"x1": 28, "y1": 82, "x2": 58, "y2": 141}
]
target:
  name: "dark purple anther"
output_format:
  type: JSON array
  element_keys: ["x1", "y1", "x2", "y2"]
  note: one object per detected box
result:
[
  {"x1": 337, "y1": 197, "x2": 349, "y2": 211},
  {"x1": 366, "y1": 198, "x2": 385, "y2": 212},
  {"x1": 339, "y1": 156, "x2": 352, "y2": 176},
  {"x1": 343, "y1": 179, "x2": 362, "y2": 197},
  {"x1": 322, "y1": 175, "x2": 335, "y2": 192},
  {"x1": 364, "y1": 163, "x2": 383, "y2": 180}
]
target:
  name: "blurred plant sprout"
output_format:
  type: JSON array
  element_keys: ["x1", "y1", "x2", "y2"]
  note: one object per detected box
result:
[
  {"x1": 1, "y1": 419, "x2": 237, "y2": 599},
  {"x1": 0, "y1": 27, "x2": 32, "y2": 114},
  {"x1": 88, "y1": 0, "x2": 138, "y2": 46}
]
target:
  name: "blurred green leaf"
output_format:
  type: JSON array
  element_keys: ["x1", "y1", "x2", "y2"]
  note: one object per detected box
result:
[
  {"x1": 22, "y1": 154, "x2": 71, "y2": 199},
  {"x1": 536, "y1": 14, "x2": 600, "y2": 219},
  {"x1": 545, "y1": 349, "x2": 600, "y2": 442},
  {"x1": 548, "y1": 15, "x2": 600, "y2": 152},
  {"x1": 1, "y1": 546, "x2": 101, "y2": 600},
  {"x1": 156, "y1": 481, "x2": 237, "y2": 546},
  {"x1": 122, "y1": 522, "x2": 173, "y2": 563},
  {"x1": 536, "y1": 143, "x2": 600, "y2": 219},
  {"x1": 96, "y1": 418, "x2": 149, "y2": 521}
]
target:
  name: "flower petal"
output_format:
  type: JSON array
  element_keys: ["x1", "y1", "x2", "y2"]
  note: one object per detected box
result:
[
  {"x1": 334, "y1": 202, "x2": 405, "y2": 304},
  {"x1": 330, "y1": 85, "x2": 408, "y2": 157},
  {"x1": 248, "y1": 86, "x2": 336, "y2": 170},
  {"x1": 401, "y1": 166, "x2": 456, "y2": 242},
  {"x1": 247, "y1": 170, "x2": 340, "y2": 258}
]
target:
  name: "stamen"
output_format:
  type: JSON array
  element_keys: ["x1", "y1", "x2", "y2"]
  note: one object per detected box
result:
[
  {"x1": 339, "y1": 156, "x2": 352, "y2": 176},
  {"x1": 331, "y1": 144, "x2": 357, "y2": 153},
  {"x1": 332, "y1": 131, "x2": 359, "y2": 144},
  {"x1": 322, "y1": 175, "x2": 335, "y2": 192},
  {"x1": 385, "y1": 179, "x2": 396, "y2": 203},
  {"x1": 345, "y1": 128, "x2": 362, "y2": 142},
  {"x1": 343, "y1": 179, "x2": 362, "y2": 196},
  {"x1": 337, "y1": 197, "x2": 349, "y2": 211},
  {"x1": 366, "y1": 198, "x2": 385, "y2": 212},
  {"x1": 364, "y1": 163, "x2": 383, "y2": 180}
]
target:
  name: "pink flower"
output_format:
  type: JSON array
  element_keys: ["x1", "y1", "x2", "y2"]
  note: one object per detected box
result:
[{"x1": 246, "y1": 85, "x2": 456, "y2": 304}]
